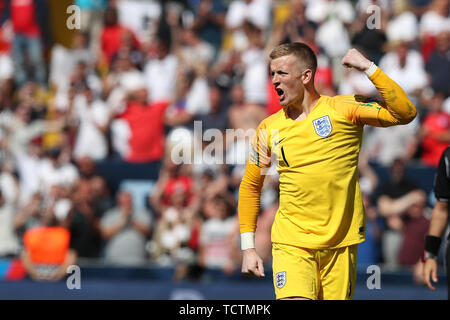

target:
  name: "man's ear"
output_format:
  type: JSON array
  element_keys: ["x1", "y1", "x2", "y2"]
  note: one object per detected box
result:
[{"x1": 301, "y1": 69, "x2": 314, "y2": 85}]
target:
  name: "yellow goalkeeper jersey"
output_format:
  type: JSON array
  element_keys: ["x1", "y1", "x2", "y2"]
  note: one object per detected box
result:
[
  {"x1": 253, "y1": 95, "x2": 367, "y2": 249},
  {"x1": 239, "y1": 67, "x2": 417, "y2": 249}
]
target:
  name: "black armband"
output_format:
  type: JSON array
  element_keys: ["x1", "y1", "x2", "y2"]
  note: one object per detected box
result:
[{"x1": 425, "y1": 235, "x2": 442, "y2": 256}]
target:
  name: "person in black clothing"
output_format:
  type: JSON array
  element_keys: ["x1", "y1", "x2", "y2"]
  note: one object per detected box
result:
[
  {"x1": 425, "y1": 31, "x2": 450, "y2": 98},
  {"x1": 195, "y1": 84, "x2": 229, "y2": 132},
  {"x1": 350, "y1": 2, "x2": 387, "y2": 65},
  {"x1": 68, "y1": 179, "x2": 102, "y2": 259},
  {"x1": 423, "y1": 147, "x2": 450, "y2": 298}
]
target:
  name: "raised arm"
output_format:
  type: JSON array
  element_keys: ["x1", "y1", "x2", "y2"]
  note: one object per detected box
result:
[{"x1": 339, "y1": 48, "x2": 417, "y2": 127}]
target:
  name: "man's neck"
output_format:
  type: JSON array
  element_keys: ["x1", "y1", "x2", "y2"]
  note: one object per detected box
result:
[{"x1": 287, "y1": 89, "x2": 321, "y2": 121}]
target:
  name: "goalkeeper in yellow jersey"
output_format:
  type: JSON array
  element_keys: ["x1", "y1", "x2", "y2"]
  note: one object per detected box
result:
[{"x1": 238, "y1": 42, "x2": 417, "y2": 300}]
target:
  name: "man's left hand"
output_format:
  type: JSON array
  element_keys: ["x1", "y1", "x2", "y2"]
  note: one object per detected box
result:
[{"x1": 341, "y1": 48, "x2": 372, "y2": 72}]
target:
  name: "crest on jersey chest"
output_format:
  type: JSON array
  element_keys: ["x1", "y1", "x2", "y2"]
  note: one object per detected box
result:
[{"x1": 312, "y1": 115, "x2": 333, "y2": 138}]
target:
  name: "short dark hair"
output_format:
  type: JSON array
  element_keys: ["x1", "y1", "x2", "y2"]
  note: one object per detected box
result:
[{"x1": 269, "y1": 42, "x2": 317, "y2": 75}]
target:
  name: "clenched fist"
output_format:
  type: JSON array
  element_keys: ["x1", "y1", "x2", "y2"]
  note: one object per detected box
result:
[{"x1": 341, "y1": 48, "x2": 372, "y2": 72}]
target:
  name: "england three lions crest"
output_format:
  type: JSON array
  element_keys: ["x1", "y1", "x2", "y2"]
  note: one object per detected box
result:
[
  {"x1": 313, "y1": 115, "x2": 333, "y2": 138},
  {"x1": 275, "y1": 271, "x2": 286, "y2": 288}
]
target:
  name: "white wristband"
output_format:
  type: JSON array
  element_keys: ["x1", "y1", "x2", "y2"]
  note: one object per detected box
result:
[
  {"x1": 364, "y1": 62, "x2": 377, "y2": 77},
  {"x1": 240, "y1": 232, "x2": 255, "y2": 250}
]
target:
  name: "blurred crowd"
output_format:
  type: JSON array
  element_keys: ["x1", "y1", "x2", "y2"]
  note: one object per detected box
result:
[{"x1": 0, "y1": 0, "x2": 449, "y2": 282}]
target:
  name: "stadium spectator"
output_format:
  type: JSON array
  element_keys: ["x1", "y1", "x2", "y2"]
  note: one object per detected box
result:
[
  {"x1": 148, "y1": 158, "x2": 200, "y2": 269},
  {"x1": 359, "y1": 188, "x2": 383, "y2": 267},
  {"x1": 0, "y1": 0, "x2": 49, "y2": 87},
  {"x1": 163, "y1": 68, "x2": 196, "y2": 128},
  {"x1": 20, "y1": 199, "x2": 77, "y2": 281},
  {"x1": 103, "y1": 47, "x2": 137, "y2": 97},
  {"x1": 198, "y1": 194, "x2": 237, "y2": 274},
  {"x1": 176, "y1": 25, "x2": 216, "y2": 68},
  {"x1": 419, "y1": 0, "x2": 449, "y2": 60},
  {"x1": 149, "y1": 185, "x2": 198, "y2": 268},
  {"x1": 100, "y1": 190, "x2": 152, "y2": 265},
  {"x1": 13, "y1": 192, "x2": 45, "y2": 238},
  {"x1": 181, "y1": 65, "x2": 211, "y2": 120},
  {"x1": 67, "y1": 179, "x2": 102, "y2": 259},
  {"x1": 164, "y1": 65, "x2": 211, "y2": 129},
  {"x1": 0, "y1": 190, "x2": 20, "y2": 258},
  {"x1": 361, "y1": 40, "x2": 424, "y2": 166},
  {"x1": 397, "y1": 191, "x2": 430, "y2": 281},
  {"x1": 239, "y1": 22, "x2": 269, "y2": 106},
  {"x1": 228, "y1": 83, "x2": 260, "y2": 130},
  {"x1": 209, "y1": 49, "x2": 243, "y2": 93},
  {"x1": 21, "y1": 224, "x2": 77, "y2": 281},
  {"x1": 3, "y1": 89, "x2": 64, "y2": 162},
  {"x1": 378, "y1": 40, "x2": 428, "y2": 99},
  {"x1": 195, "y1": 84, "x2": 229, "y2": 132},
  {"x1": 425, "y1": 31, "x2": 450, "y2": 98},
  {"x1": 377, "y1": 159, "x2": 426, "y2": 270},
  {"x1": 225, "y1": 82, "x2": 266, "y2": 188},
  {"x1": 190, "y1": 0, "x2": 226, "y2": 55},
  {"x1": 357, "y1": 155, "x2": 383, "y2": 267},
  {"x1": 0, "y1": 17, "x2": 13, "y2": 83},
  {"x1": 351, "y1": 0, "x2": 388, "y2": 64},
  {"x1": 361, "y1": 115, "x2": 419, "y2": 166},
  {"x1": 277, "y1": 0, "x2": 317, "y2": 47},
  {"x1": 312, "y1": 0, "x2": 355, "y2": 84},
  {"x1": 90, "y1": 175, "x2": 115, "y2": 215},
  {"x1": 49, "y1": 32, "x2": 93, "y2": 96},
  {"x1": 70, "y1": 85, "x2": 110, "y2": 161},
  {"x1": 385, "y1": 0, "x2": 419, "y2": 45},
  {"x1": 112, "y1": 71, "x2": 170, "y2": 163},
  {"x1": 226, "y1": 0, "x2": 271, "y2": 32},
  {"x1": 13, "y1": 139, "x2": 43, "y2": 205},
  {"x1": 74, "y1": 0, "x2": 108, "y2": 54},
  {"x1": 75, "y1": 155, "x2": 97, "y2": 181},
  {"x1": 306, "y1": 0, "x2": 356, "y2": 27},
  {"x1": 419, "y1": 0, "x2": 450, "y2": 40},
  {"x1": 314, "y1": 50, "x2": 336, "y2": 96},
  {"x1": 0, "y1": 160, "x2": 19, "y2": 206},
  {"x1": 149, "y1": 158, "x2": 196, "y2": 216},
  {"x1": 100, "y1": 6, "x2": 140, "y2": 68},
  {"x1": 418, "y1": 91, "x2": 450, "y2": 167},
  {"x1": 35, "y1": 146, "x2": 79, "y2": 198},
  {"x1": 225, "y1": 0, "x2": 271, "y2": 52},
  {"x1": 114, "y1": 0, "x2": 162, "y2": 45},
  {"x1": 143, "y1": 38, "x2": 179, "y2": 104}
]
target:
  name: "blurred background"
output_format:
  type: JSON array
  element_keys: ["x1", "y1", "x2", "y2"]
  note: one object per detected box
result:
[{"x1": 0, "y1": 0, "x2": 448, "y2": 299}]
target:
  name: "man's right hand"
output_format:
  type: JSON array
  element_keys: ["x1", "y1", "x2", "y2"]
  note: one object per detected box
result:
[
  {"x1": 423, "y1": 258, "x2": 438, "y2": 291},
  {"x1": 241, "y1": 248, "x2": 265, "y2": 278}
]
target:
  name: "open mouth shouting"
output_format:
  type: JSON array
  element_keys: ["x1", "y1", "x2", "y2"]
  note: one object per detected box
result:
[{"x1": 276, "y1": 87, "x2": 285, "y2": 102}]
